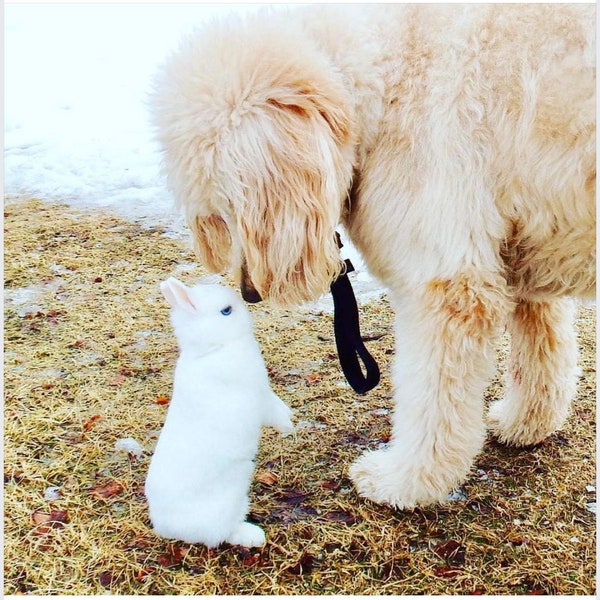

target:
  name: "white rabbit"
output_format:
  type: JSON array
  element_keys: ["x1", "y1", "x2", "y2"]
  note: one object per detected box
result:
[{"x1": 145, "y1": 277, "x2": 293, "y2": 548}]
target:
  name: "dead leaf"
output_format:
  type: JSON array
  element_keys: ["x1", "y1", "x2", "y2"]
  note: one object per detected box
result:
[
  {"x1": 89, "y1": 480, "x2": 124, "y2": 500},
  {"x1": 242, "y1": 553, "x2": 261, "y2": 567},
  {"x1": 319, "y1": 480, "x2": 341, "y2": 491},
  {"x1": 324, "y1": 541, "x2": 343, "y2": 553},
  {"x1": 322, "y1": 510, "x2": 360, "y2": 525},
  {"x1": 270, "y1": 505, "x2": 318, "y2": 524},
  {"x1": 170, "y1": 545, "x2": 190, "y2": 562},
  {"x1": 339, "y1": 430, "x2": 371, "y2": 448},
  {"x1": 31, "y1": 509, "x2": 69, "y2": 526},
  {"x1": 234, "y1": 547, "x2": 264, "y2": 567},
  {"x1": 286, "y1": 552, "x2": 316, "y2": 575},
  {"x1": 276, "y1": 488, "x2": 311, "y2": 505},
  {"x1": 268, "y1": 487, "x2": 316, "y2": 524},
  {"x1": 432, "y1": 539, "x2": 466, "y2": 566},
  {"x1": 83, "y1": 414, "x2": 102, "y2": 431},
  {"x1": 296, "y1": 525, "x2": 314, "y2": 540},
  {"x1": 98, "y1": 571, "x2": 115, "y2": 588},
  {"x1": 23, "y1": 309, "x2": 66, "y2": 324},
  {"x1": 4, "y1": 470, "x2": 25, "y2": 484},
  {"x1": 433, "y1": 565, "x2": 462, "y2": 578},
  {"x1": 305, "y1": 373, "x2": 320, "y2": 386},
  {"x1": 31, "y1": 509, "x2": 69, "y2": 535},
  {"x1": 156, "y1": 554, "x2": 177, "y2": 568},
  {"x1": 45, "y1": 309, "x2": 66, "y2": 325},
  {"x1": 156, "y1": 544, "x2": 189, "y2": 568},
  {"x1": 154, "y1": 395, "x2": 170, "y2": 405},
  {"x1": 135, "y1": 567, "x2": 155, "y2": 582},
  {"x1": 508, "y1": 535, "x2": 529, "y2": 546},
  {"x1": 256, "y1": 471, "x2": 278, "y2": 486}
]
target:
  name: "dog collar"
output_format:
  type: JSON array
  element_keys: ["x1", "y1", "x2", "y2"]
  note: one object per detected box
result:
[{"x1": 330, "y1": 234, "x2": 380, "y2": 394}]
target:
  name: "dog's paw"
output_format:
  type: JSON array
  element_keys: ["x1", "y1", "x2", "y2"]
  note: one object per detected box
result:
[
  {"x1": 487, "y1": 399, "x2": 566, "y2": 447},
  {"x1": 349, "y1": 448, "x2": 450, "y2": 510},
  {"x1": 227, "y1": 522, "x2": 266, "y2": 548},
  {"x1": 487, "y1": 400, "x2": 518, "y2": 444}
]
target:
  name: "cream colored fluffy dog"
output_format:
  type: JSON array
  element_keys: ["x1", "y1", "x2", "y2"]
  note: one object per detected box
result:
[{"x1": 151, "y1": 4, "x2": 596, "y2": 509}]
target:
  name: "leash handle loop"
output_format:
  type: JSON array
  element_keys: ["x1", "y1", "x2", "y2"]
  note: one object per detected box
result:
[{"x1": 330, "y1": 259, "x2": 380, "y2": 394}]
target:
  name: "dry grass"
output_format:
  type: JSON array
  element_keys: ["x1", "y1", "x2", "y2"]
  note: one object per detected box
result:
[{"x1": 4, "y1": 198, "x2": 596, "y2": 595}]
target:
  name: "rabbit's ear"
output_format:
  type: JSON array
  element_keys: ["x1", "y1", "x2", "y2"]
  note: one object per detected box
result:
[{"x1": 160, "y1": 277, "x2": 197, "y2": 313}]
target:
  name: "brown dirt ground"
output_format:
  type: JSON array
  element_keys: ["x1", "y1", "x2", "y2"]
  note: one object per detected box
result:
[{"x1": 4, "y1": 198, "x2": 596, "y2": 595}]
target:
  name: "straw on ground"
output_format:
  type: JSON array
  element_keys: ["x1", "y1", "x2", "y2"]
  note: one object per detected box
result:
[{"x1": 4, "y1": 198, "x2": 596, "y2": 595}]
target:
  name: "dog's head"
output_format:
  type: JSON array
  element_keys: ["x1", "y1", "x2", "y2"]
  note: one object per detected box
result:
[{"x1": 152, "y1": 13, "x2": 356, "y2": 306}]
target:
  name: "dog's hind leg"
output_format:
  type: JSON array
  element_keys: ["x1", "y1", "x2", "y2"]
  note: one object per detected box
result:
[
  {"x1": 350, "y1": 271, "x2": 510, "y2": 509},
  {"x1": 487, "y1": 298, "x2": 579, "y2": 446}
]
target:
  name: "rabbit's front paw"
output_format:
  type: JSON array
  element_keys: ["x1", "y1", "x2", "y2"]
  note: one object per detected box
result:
[{"x1": 227, "y1": 522, "x2": 266, "y2": 548}]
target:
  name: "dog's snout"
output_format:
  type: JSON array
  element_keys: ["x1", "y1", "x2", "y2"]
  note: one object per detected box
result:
[
  {"x1": 241, "y1": 281, "x2": 263, "y2": 303},
  {"x1": 240, "y1": 260, "x2": 263, "y2": 303}
]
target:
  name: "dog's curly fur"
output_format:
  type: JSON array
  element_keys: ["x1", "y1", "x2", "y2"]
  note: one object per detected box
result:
[{"x1": 151, "y1": 4, "x2": 596, "y2": 509}]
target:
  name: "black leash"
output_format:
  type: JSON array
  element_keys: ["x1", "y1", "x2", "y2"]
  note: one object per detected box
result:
[{"x1": 330, "y1": 237, "x2": 380, "y2": 394}]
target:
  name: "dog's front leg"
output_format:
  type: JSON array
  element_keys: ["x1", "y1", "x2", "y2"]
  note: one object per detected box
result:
[{"x1": 350, "y1": 272, "x2": 511, "y2": 509}]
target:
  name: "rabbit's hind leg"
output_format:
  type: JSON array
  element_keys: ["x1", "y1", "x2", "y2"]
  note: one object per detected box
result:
[{"x1": 227, "y1": 522, "x2": 266, "y2": 547}]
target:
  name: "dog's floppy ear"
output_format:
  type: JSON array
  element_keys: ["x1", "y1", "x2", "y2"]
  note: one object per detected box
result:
[
  {"x1": 234, "y1": 72, "x2": 354, "y2": 306},
  {"x1": 231, "y1": 67, "x2": 356, "y2": 306},
  {"x1": 188, "y1": 214, "x2": 233, "y2": 273},
  {"x1": 266, "y1": 82, "x2": 352, "y2": 146}
]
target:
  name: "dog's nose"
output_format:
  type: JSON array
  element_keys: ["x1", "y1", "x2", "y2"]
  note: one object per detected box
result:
[
  {"x1": 241, "y1": 281, "x2": 263, "y2": 303},
  {"x1": 240, "y1": 260, "x2": 263, "y2": 303}
]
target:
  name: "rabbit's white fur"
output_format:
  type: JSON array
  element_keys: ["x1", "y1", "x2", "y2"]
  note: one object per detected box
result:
[{"x1": 145, "y1": 277, "x2": 293, "y2": 547}]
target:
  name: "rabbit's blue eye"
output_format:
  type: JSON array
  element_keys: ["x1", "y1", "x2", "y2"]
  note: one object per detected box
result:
[{"x1": 220, "y1": 306, "x2": 232, "y2": 316}]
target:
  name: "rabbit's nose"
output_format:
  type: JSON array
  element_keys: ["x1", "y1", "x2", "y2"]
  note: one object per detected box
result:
[{"x1": 240, "y1": 260, "x2": 262, "y2": 303}]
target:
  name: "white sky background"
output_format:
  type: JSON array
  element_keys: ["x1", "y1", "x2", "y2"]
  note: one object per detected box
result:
[{"x1": 4, "y1": 3, "x2": 269, "y2": 226}]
